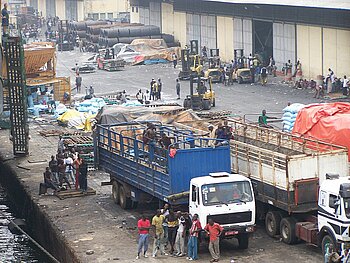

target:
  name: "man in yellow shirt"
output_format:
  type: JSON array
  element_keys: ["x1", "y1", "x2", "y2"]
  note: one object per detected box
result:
[{"x1": 152, "y1": 209, "x2": 168, "y2": 257}]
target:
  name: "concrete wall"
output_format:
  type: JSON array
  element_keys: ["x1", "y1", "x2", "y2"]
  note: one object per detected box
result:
[
  {"x1": 56, "y1": 0, "x2": 65, "y2": 20},
  {"x1": 130, "y1": 6, "x2": 140, "y2": 23},
  {"x1": 297, "y1": 25, "x2": 350, "y2": 79},
  {"x1": 217, "y1": 16, "x2": 233, "y2": 62},
  {"x1": 173, "y1": 11, "x2": 186, "y2": 45},
  {"x1": 85, "y1": 0, "x2": 128, "y2": 18},
  {"x1": 323, "y1": 28, "x2": 350, "y2": 78},
  {"x1": 161, "y1": 2, "x2": 174, "y2": 35},
  {"x1": 38, "y1": 0, "x2": 46, "y2": 17}
]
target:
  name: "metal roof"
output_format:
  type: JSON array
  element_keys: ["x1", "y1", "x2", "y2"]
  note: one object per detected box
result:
[{"x1": 204, "y1": 0, "x2": 350, "y2": 10}]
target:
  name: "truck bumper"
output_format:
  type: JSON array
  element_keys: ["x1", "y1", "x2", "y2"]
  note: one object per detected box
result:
[{"x1": 221, "y1": 225, "x2": 255, "y2": 238}]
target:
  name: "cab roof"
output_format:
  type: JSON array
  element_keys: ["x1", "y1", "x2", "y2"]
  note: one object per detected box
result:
[{"x1": 191, "y1": 173, "x2": 251, "y2": 185}]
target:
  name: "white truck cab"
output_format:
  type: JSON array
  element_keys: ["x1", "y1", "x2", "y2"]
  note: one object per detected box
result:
[
  {"x1": 318, "y1": 174, "x2": 350, "y2": 252},
  {"x1": 189, "y1": 172, "x2": 256, "y2": 249}
]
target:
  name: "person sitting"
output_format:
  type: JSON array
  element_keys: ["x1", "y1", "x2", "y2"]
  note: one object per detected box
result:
[
  {"x1": 40, "y1": 167, "x2": 59, "y2": 195},
  {"x1": 258, "y1": 110, "x2": 277, "y2": 128}
]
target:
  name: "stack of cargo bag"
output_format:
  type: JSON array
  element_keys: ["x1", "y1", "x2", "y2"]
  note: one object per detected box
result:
[{"x1": 282, "y1": 103, "x2": 305, "y2": 132}]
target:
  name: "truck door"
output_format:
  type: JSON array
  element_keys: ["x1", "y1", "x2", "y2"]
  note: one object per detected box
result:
[{"x1": 189, "y1": 184, "x2": 200, "y2": 216}]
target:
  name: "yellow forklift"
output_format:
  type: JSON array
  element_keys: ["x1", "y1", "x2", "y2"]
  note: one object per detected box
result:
[
  {"x1": 178, "y1": 40, "x2": 203, "y2": 80},
  {"x1": 183, "y1": 75, "x2": 215, "y2": 111}
]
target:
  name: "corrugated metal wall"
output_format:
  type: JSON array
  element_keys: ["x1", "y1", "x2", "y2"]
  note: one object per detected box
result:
[
  {"x1": 65, "y1": 0, "x2": 77, "y2": 20},
  {"x1": 149, "y1": 1, "x2": 161, "y2": 29},
  {"x1": 233, "y1": 18, "x2": 252, "y2": 57},
  {"x1": 46, "y1": 0, "x2": 56, "y2": 17},
  {"x1": 273, "y1": 23, "x2": 296, "y2": 70},
  {"x1": 200, "y1": 15, "x2": 216, "y2": 50},
  {"x1": 30, "y1": 0, "x2": 38, "y2": 10},
  {"x1": 139, "y1": 7, "x2": 150, "y2": 25},
  {"x1": 186, "y1": 13, "x2": 217, "y2": 50},
  {"x1": 217, "y1": 16, "x2": 234, "y2": 62},
  {"x1": 186, "y1": 13, "x2": 201, "y2": 46}
]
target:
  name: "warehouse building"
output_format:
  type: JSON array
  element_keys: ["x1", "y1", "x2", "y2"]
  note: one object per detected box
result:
[
  {"x1": 28, "y1": 0, "x2": 129, "y2": 21},
  {"x1": 130, "y1": 0, "x2": 350, "y2": 79}
]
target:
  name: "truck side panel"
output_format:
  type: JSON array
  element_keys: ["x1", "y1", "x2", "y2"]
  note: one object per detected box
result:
[
  {"x1": 288, "y1": 152, "x2": 349, "y2": 186},
  {"x1": 99, "y1": 148, "x2": 171, "y2": 201},
  {"x1": 169, "y1": 146, "x2": 231, "y2": 194}
]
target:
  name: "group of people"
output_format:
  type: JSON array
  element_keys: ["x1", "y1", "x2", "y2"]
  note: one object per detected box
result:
[
  {"x1": 207, "y1": 120, "x2": 232, "y2": 146},
  {"x1": 325, "y1": 243, "x2": 350, "y2": 263},
  {"x1": 40, "y1": 136, "x2": 89, "y2": 194},
  {"x1": 149, "y1": 78, "x2": 163, "y2": 101},
  {"x1": 137, "y1": 204, "x2": 224, "y2": 262}
]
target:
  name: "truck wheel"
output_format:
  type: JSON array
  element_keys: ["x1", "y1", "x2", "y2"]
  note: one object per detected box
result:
[
  {"x1": 202, "y1": 99, "x2": 211, "y2": 110},
  {"x1": 183, "y1": 98, "x2": 191, "y2": 109},
  {"x1": 238, "y1": 233, "x2": 249, "y2": 249},
  {"x1": 265, "y1": 211, "x2": 281, "y2": 237},
  {"x1": 119, "y1": 185, "x2": 132, "y2": 209},
  {"x1": 238, "y1": 77, "x2": 243, "y2": 84},
  {"x1": 321, "y1": 234, "x2": 336, "y2": 255},
  {"x1": 112, "y1": 181, "x2": 119, "y2": 204},
  {"x1": 280, "y1": 217, "x2": 297, "y2": 244}
]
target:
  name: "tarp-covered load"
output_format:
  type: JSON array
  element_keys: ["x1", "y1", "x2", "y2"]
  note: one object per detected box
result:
[
  {"x1": 292, "y1": 102, "x2": 350, "y2": 160},
  {"x1": 94, "y1": 104, "x2": 209, "y2": 126}
]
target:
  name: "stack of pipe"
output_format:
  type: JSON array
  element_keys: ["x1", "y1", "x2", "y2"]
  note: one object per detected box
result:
[{"x1": 99, "y1": 25, "x2": 178, "y2": 48}]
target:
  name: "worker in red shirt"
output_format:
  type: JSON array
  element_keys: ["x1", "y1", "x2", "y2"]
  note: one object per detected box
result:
[
  {"x1": 137, "y1": 214, "x2": 151, "y2": 259},
  {"x1": 204, "y1": 218, "x2": 224, "y2": 262}
]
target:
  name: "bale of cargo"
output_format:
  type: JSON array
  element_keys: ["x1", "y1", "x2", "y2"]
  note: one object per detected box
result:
[
  {"x1": 161, "y1": 34, "x2": 175, "y2": 44},
  {"x1": 106, "y1": 38, "x2": 120, "y2": 47},
  {"x1": 76, "y1": 30, "x2": 87, "y2": 38},
  {"x1": 150, "y1": 35, "x2": 162, "y2": 39}
]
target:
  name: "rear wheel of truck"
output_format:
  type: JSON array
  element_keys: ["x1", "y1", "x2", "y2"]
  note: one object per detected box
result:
[
  {"x1": 238, "y1": 233, "x2": 249, "y2": 249},
  {"x1": 112, "y1": 181, "x2": 119, "y2": 204},
  {"x1": 119, "y1": 185, "x2": 132, "y2": 209},
  {"x1": 280, "y1": 217, "x2": 297, "y2": 244},
  {"x1": 265, "y1": 211, "x2": 281, "y2": 237},
  {"x1": 321, "y1": 234, "x2": 336, "y2": 255}
]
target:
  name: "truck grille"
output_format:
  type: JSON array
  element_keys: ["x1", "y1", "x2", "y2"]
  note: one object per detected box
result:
[{"x1": 207, "y1": 211, "x2": 252, "y2": 225}]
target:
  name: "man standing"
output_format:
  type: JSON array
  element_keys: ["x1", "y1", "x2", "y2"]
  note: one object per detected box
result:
[
  {"x1": 157, "y1": 78, "x2": 162, "y2": 100},
  {"x1": 2, "y1": 3, "x2": 9, "y2": 36},
  {"x1": 137, "y1": 215, "x2": 151, "y2": 259},
  {"x1": 152, "y1": 209, "x2": 168, "y2": 257},
  {"x1": 187, "y1": 214, "x2": 202, "y2": 261},
  {"x1": 342, "y1": 76, "x2": 349, "y2": 96},
  {"x1": 49, "y1": 155, "x2": 59, "y2": 183},
  {"x1": 176, "y1": 79, "x2": 181, "y2": 99},
  {"x1": 172, "y1": 53, "x2": 178, "y2": 68},
  {"x1": 75, "y1": 73, "x2": 82, "y2": 93},
  {"x1": 204, "y1": 218, "x2": 223, "y2": 262},
  {"x1": 150, "y1": 79, "x2": 156, "y2": 100},
  {"x1": 175, "y1": 213, "x2": 186, "y2": 257}
]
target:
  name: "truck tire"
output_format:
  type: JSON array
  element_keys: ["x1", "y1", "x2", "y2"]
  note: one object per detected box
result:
[
  {"x1": 238, "y1": 233, "x2": 249, "y2": 249},
  {"x1": 183, "y1": 98, "x2": 191, "y2": 109},
  {"x1": 202, "y1": 99, "x2": 211, "y2": 110},
  {"x1": 280, "y1": 217, "x2": 297, "y2": 244},
  {"x1": 321, "y1": 234, "x2": 336, "y2": 255},
  {"x1": 265, "y1": 211, "x2": 281, "y2": 237},
  {"x1": 119, "y1": 185, "x2": 132, "y2": 209},
  {"x1": 112, "y1": 181, "x2": 119, "y2": 204}
]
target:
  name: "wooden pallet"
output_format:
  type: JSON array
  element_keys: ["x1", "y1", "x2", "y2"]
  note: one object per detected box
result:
[{"x1": 55, "y1": 187, "x2": 96, "y2": 200}]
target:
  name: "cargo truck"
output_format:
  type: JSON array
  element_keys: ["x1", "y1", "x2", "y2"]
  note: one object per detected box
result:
[
  {"x1": 228, "y1": 119, "x2": 350, "y2": 254},
  {"x1": 95, "y1": 122, "x2": 256, "y2": 248}
]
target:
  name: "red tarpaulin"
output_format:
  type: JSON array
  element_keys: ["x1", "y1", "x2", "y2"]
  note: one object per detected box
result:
[{"x1": 292, "y1": 102, "x2": 350, "y2": 160}]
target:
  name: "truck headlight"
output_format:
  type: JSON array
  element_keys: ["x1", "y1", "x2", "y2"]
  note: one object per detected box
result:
[{"x1": 246, "y1": 226, "x2": 254, "y2": 232}]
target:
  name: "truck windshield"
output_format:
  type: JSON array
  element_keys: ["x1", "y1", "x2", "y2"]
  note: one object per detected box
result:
[
  {"x1": 202, "y1": 181, "x2": 253, "y2": 206},
  {"x1": 344, "y1": 198, "x2": 350, "y2": 219}
]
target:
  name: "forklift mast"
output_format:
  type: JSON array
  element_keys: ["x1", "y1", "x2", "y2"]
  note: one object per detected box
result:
[{"x1": 189, "y1": 40, "x2": 199, "y2": 55}]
